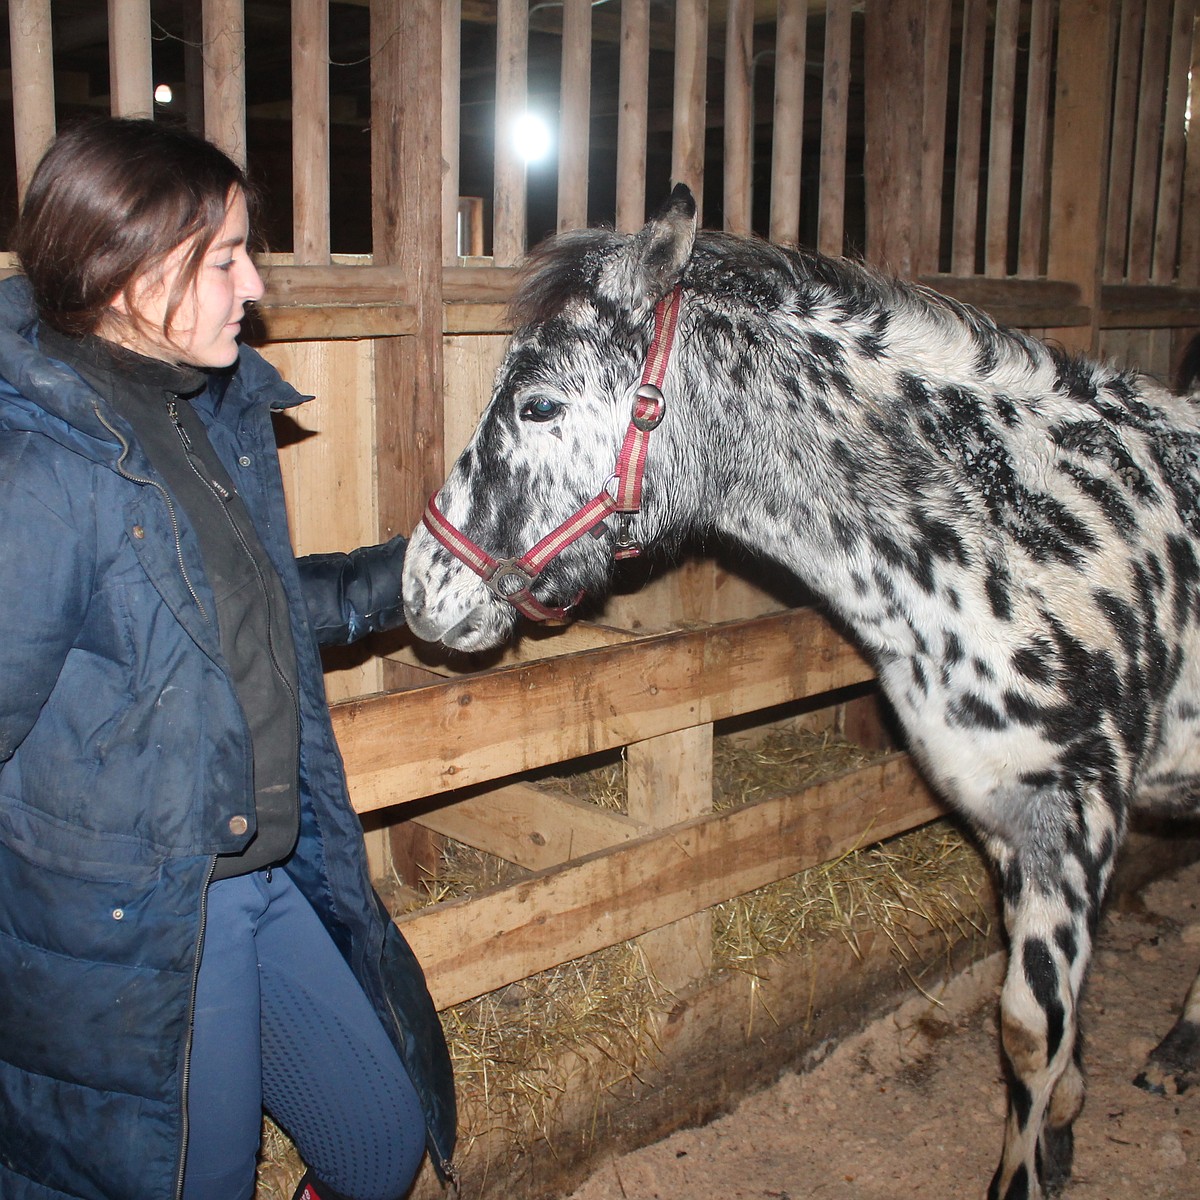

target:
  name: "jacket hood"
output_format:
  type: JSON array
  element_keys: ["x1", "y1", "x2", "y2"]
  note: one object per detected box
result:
[{"x1": 0, "y1": 275, "x2": 308, "y2": 463}]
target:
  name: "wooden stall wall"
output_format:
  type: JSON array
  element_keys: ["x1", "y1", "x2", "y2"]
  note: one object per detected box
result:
[{"x1": 4, "y1": 0, "x2": 1200, "y2": 1187}]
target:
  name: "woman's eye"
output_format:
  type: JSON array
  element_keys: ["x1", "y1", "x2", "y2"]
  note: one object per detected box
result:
[{"x1": 520, "y1": 396, "x2": 562, "y2": 423}]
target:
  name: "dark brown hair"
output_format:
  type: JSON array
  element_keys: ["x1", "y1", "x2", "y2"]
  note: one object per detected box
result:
[{"x1": 15, "y1": 117, "x2": 254, "y2": 339}]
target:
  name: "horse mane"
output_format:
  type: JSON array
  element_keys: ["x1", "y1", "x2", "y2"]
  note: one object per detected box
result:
[{"x1": 508, "y1": 223, "x2": 1087, "y2": 390}]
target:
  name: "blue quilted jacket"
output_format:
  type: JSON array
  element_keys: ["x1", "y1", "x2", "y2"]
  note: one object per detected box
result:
[{"x1": 0, "y1": 276, "x2": 456, "y2": 1198}]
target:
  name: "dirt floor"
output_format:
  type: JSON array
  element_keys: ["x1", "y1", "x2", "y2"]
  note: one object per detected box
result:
[{"x1": 563, "y1": 859, "x2": 1200, "y2": 1200}]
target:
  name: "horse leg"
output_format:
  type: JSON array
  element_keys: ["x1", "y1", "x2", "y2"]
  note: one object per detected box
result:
[
  {"x1": 1135, "y1": 963, "x2": 1200, "y2": 1096},
  {"x1": 986, "y1": 816, "x2": 1116, "y2": 1200}
]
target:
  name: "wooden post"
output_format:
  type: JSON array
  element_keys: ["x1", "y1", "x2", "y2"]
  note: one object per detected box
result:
[
  {"x1": 615, "y1": 0, "x2": 650, "y2": 233},
  {"x1": 493, "y1": 0, "x2": 529, "y2": 264},
  {"x1": 627, "y1": 725, "x2": 715, "y2": 993},
  {"x1": 292, "y1": 0, "x2": 331, "y2": 264},
  {"x1": 984, "y1": 0, "x2": 1019, "y2": 277},
  {"x1": 769, "y1": 0, "x2": 807, "y2": 246},
  {"x1": 723, "y1": 0, "x2": 754, "y2": 235},
  {"x1": 1016, "y1": 0, "x2": 1054, "y2": 278},
  {"x1": 109, "y1": 0, "x2": 154, "y2": 118},
  {"x1": 917, "y1": 0, "x2": 951, "y2": 274},
  {"x1": 557, "y1": 0, "x2": 592, "y2": 232},
  {"x1": 864, "y1": 0, "x2": 925, "y2": 274},
  {"x1": 1153, "y1": 0, "x2": 1197, "y2": 282},
  {"x1": 951, "y1": 0, "x2": 986, "y2": 275},
  {"x1": 672, "y1": 0, "x2": 709, "y2": 218},
  {"x1": 442, "y1": 0, "x2": 463, "y2": 263},
  {"x1": 1046, "y1": 0, "x2": 1115, "y2": 355},
  {"x1": 1127, "y1": 0, "x2": 1172, "y2": 284},
  {"x1": 817, "y1": 0, "x2": 851, "y2": 257},
  {"x1": 1178, "y1": 10, "x2": 1200, "y2": 288},
  {"x1": 202, "y1": 0, "x2": 248, "y2": 166},
  {"x1": 9, "y1": 0, "x2": 56, "y2": 200}
]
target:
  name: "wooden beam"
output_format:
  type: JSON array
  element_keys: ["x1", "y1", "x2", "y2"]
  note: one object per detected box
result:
[
  {"x1": 672, "y1": 0, "x2": 709, "y2": 219},
  {"x1": 202, "y1": 0, "x2": 248, "y2": 166},
  {"x1": 399, "y1": 753, "x2": 944, "y2": 1008},
  {"x1": 615, "y1": 0, "x2": 650, "y2": 233},
  {"x1": 411, "y1": 781, "x2": 647, "y2": 870},
  {"x1": 768, "y1": 0, "x2": 808, "y2": 246},
  {"x1": 493, "y1": 0, "x2": 529, "y2": 264},
  {"x1": 722, "y1": 0, "x2": 754, "y2": 236},
  {"x1": 557, "y1": 0, "x2": 593, "y2": 232},
  {"x1": 108, "y1": 0, "x2": 153, "y2": 118},
  {"x1": 291, "y1": 0, "x2": 331, "y2": 264},
  {"x1": 8, "y1": 0, "x2": 56, "y2": 200},
  {"x1": 333, "y1": 608, "x2": 874, "y2": 811}
]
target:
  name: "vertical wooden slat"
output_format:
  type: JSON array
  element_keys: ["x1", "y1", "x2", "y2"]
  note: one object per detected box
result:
[
  {"x1": 723, "y1": 0, "x2": 755, "y2": 235},
  {"x1": 1177, "y1": 12, "x2": 1200, "y2": 287},
  {"x1": 1104, "y1": 0, "x2": 1148, "y2": 281},
  {"x1": 442, "y1": 0, "x2": 463, "y2": 262},
  {"x1": 672, "y1": 0, "x2": 709, "y2": 220},
  {"x1": 9, "y1": 0, "x2": 56, "y2": 200},
  {"x1": 557, "y1": 0, "x2": 593, "y2": 232},
  {"x1": 627, "y1": 725, "x2": 714, "y2": 992},
  {"x1": 1127, "y1": 0, "x2": 1172, "y2": 283},
  {"x1": 984, "y1": 0, "x2": 1019, "y2": 277},
  {"x1": 493, "y1": 0, "x2": 529, "y2": 264},
  {"x1": 202, "y1": 0, "x2": 248, "y2": 166},
  {"x1": 1046, "y1": 0, "x2": 1116, "y2": 355},
  {"x1": 1016, "y1": 0, "x2": 1054, "y2": 278},
  {"x1": 292, "y1": 0, "x2": 331, "y2": 264},
  {"x1": 1153, "y1": 0, "x2": 1198, "y2": 282},
  {"x1": 182, "y1": 4, "x2": 206, "y2": 133},
  {"x1": 951, "y1": 0, "x2": 986, "y2": 275},
  {"x1": 918, "y1": 0, "x2": 951, "y2": 274},
  {"x1": 769, "y1": 0, "x2": 807, "y2": 246},
  {"x1": 109, "y1": 0, "x2": 153, "y2": 118},
  {"x1": 817, "y1": 0, "x2": 851, "y2": 257},
  {"x1": 615, "y1": 0, "x2": 650, "y2": 233},
  {"x1": 864, "y1": 0, "x2": 926, "y2": 274},
  {"x1": 370, "y1": 0, "x2": 444, "y2": 537}
]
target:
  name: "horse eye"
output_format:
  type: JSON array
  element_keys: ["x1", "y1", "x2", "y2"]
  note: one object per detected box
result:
[{"x1": 520, "y1": 396, "x2": 562, "y2": 423}]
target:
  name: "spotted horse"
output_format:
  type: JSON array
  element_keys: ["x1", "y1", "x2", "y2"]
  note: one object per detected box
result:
[{"x1": 402, "y1": 184, "x2": 1200, "y2": 1198}]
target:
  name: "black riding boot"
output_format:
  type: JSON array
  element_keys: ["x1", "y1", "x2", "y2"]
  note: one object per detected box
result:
[{"x1": 290, "y1": 1168, "x2": 355, "y2": 1200}]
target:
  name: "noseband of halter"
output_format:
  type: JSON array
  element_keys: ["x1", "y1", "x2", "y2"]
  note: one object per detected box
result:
[{"x1": 422, "y1": 286, "x2": 683, "y2": 624}]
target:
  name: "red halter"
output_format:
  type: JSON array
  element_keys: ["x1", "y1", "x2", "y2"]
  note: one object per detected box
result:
[{"x1": 422, "y1": 286, "x2": 683, "y2": 624}]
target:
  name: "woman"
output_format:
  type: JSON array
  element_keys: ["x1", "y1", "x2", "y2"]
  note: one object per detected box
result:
[{"x1": 0, "y1": 118, "x2": 456, "y2": 1200}]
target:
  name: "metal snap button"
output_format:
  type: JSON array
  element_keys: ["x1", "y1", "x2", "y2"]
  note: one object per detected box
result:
[
  {"x1": 228, "y1": 814, "x2": 249, "y2": 836},
  {"x1": 132, "y1": 526, "x2": 145, "y2": 539}
]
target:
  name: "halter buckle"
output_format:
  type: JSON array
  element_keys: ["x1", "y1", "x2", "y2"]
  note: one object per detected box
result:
[
  {"x1": 632, "y1": 384, "x2": 666, "y2": 431},
  {"x1": 486, "y1": 558, "x2": 537, "y2": 600}
]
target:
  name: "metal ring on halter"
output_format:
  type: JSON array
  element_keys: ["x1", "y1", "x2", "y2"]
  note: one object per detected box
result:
[
  {"x1": 631, "y1": 383, "x2": 666, "y2": 431},
  {"x1": 486, "y1": 558, "x2": 537, "y2": 600}
]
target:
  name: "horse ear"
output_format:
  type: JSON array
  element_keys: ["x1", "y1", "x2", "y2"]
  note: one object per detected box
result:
[{"x1": 600, "y1": 183, "x2": 697, "y2": 312}]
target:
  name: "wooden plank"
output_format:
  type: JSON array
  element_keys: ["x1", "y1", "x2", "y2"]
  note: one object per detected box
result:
[
  {"x1": 1127, "y1": 0, "x2": 1172, "y2": 284},
  {"x1": 1103, "y1": 0, "x2": 1145, "y2": 280},
  {"x1": 672, "y1": 0, "x2": 710, "y2": 218},
  {"x1": 864, "y1": 0, "x2": 925, "y2": 274},
  {"x1": 291, "y1": 0, "x2": 331, "y2": 264},
  {"x1": 557, "y1": 0, "x2": 593, "y2": 232},
  {"x1": 442, "y1": 264, "x2": 519, "y2": 302},
  {"x1": 1016, "y1": 0, "x2": 1054, "y2": 278},
  {"x1": 202, "y1": 0, "x2": 248, "y2": 166},
  {"x1": 442, "y1": 303, "x2": 511, "y2": 334},
  {"x1": 984, "y1": 0, "x2": 1019, "y2": 277},
  {"x1": 440, "y1": 333, "x2": 509, "y2": 463},
  {"x1": 769, "y1": 0, "x2": 808, "y2": 246},
  {"x1": 1099, "y1": 283, "x2": 1200, "y2": 327},
  {"x1": 918, "y1": 273, "x2": 1087, "y2": 328},
  {"x1": 108, "y1": 0, "x2": 153, "y2": 118},
  {"x1": 629, "y1": 724, "x2": 715, "y2": 991},
  {"x1": 723, "y1": 0, "x2": 755, "y2": 236},
  {"x1": 411, "y1": 781, "x2": 647, "y2": 870},
  {"x1": 443, "y1": 0, "x2": 463, "y2": 264},
  {"x1": 1153, "y1": 0, "x2": 1197, "y2": 282},
  {"x1": 334, "y1": 608, "x2": 874, "y2": 811},
  {"x1": 817, "y1": 0, "x2": 851, "y2": 257},
  {"x1": 951, "y1": 0, "x2": 986, "y2": 275},
  {"x1": 1180, "y1": 10, "x2": 1200, "y2": 288},
  {"x1": 8, "y1": 0, "x2": 56, "y2": 199},
  {"x1": 493, "y1": 0, "x2": 529, "y2": 264},
  {"x1": 399, "y1": 753, "x2": 944, "y2": 1008},
  {"x1": 918, "y1": 0, "x2": 951, "y2": 273},
  {"x1": 251, "y1": 305, "x2": 419, "y2": 341},
  {"x1": 615, "y1": 0, "x2": 650, "y2": 233},
  {"x1": 259, "y1": 263, "x2": 416, "y2": 304},
  {"x1": 1046, "y1": 0, "x2": 1116, "y2": 355}
]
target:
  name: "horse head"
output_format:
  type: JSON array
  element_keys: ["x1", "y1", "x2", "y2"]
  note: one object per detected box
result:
[{"x1": 402, "y1": 185, "x2": 697, "y2": 650}]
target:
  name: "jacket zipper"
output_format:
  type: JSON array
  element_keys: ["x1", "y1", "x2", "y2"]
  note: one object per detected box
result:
[
  {"x1": 93, "y1": 403, "x2": 211, "y2": 625},
  {"x1": 167, "y1": 402, "x2": 304, "y2": 817},
  {"x1": 174, "y1": 855, "x2": 219, "y2": 1200}
]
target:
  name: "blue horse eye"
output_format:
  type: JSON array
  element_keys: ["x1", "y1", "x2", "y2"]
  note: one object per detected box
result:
[{"x1": 521, "y1": 396, "x2": 562, "y2": 423}]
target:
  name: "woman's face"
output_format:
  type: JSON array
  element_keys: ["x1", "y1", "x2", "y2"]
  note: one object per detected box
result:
[{"x1": 110, "y1": 189, "x2": 264, "y2": 368}]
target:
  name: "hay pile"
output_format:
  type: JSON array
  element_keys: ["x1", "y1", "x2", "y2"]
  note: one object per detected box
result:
[{"x1": 255, "y1": 728, "x2": 992, "y2": 1197}]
